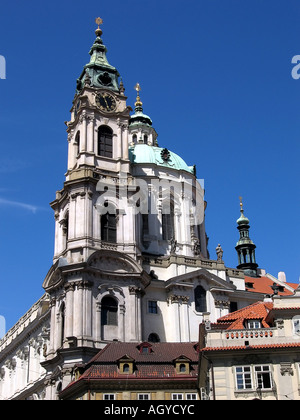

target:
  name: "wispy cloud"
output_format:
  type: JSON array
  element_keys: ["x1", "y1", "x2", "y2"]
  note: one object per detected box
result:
[
  {"x1": 0, "y1": 158, "x2": 30, "y2": 174},
  {"x1": 0, "y1": 198, "x2": 47, "y2": 214}
]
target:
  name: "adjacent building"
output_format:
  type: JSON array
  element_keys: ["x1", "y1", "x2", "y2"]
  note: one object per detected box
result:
[
  {"x1": 199, "y1": 290, "x2": 300, "y2": 400},
  {"x1": 59, "y1": 341, "x2": 199, "y2": 400}
]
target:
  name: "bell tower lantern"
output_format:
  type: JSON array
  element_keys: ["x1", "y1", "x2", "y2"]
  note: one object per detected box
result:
[
  {"x1": 235, "y1": 197, "x2": 258, "y2": 278},
  {"x1": 65, "y1": 17, "x2": 131, "y2": 178}
]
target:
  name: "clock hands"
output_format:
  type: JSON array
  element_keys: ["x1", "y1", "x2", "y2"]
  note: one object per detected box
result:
[
  {"x1": 96, "y1": 93, "x2": 116, "y2": 112},
  {"x1": 103, "y1": 95, "x2": 110, "y2": 109}
]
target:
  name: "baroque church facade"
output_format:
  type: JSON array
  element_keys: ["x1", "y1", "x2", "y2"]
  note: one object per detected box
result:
[{"x1": 0, "y1": 21, "x2": 272, "y2": 400}]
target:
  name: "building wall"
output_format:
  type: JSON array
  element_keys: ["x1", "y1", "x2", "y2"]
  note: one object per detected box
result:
[
  {"x1": 0, "y1": 295, "x2": 50, "y2": 400},
  {"x1": 72, "y1": 389, "x2": 199, "y2": 401}
]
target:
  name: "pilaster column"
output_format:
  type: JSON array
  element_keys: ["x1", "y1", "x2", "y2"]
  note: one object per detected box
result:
[
  {"x1": 73, "y1": 282, "x2": 84, "y2": 340},
  {"x1": 122, "y1": 123, "x2": 129, "y2": 159},
  {"x1": 129, "y1": 286, "x2": 142, "y2": 341},
  {"x1": 49, "y1": 297, "x2": 56, "y2": 352},
  {"x1": 180, "y1": 296, "x2": 190, "y2": 342},
  {"x1": 87, "y1": 115, "x2": 95, "y2": 153},
  {"x1": 168, "y1": 294, "x2": 181, "y2": 342},
  {"x1": 117, "y1": 119, "x2": 122, "y2": 158},
  {"x1": 95, "y1": 301, "x2": 101, "y2": 342},
  {"x1": 81, "y1": 112, "x2": 87, "y2": 152},
  {"x1": 83, "y1": 281, "x2": 93, "y2": 339},
  {"x1": 64, "y1": 282, "x2": 75, "y2": 340}
]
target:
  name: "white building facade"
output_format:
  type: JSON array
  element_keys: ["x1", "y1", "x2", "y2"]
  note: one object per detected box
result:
[{"x1": 0, "y1": 22, "x2": 262, "y2": 400}]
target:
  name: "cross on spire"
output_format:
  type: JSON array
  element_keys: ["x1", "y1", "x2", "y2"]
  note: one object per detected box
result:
[
  {"x1": 95, "y1": 17, "x2": 103, "y2": 36},
  {"x1": 134, "y1": 83, "x2": 143, "y2": 107},
  {"x1": 95, "y1": 17, "x2": 103, "y2": 28},
  {"x1": 239, "y1": 196, "x2": 243, "y2": 211}
]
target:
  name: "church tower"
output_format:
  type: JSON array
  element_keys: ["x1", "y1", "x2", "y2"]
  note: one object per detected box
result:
[
  {"x1": 40, "y1": 19, "x2": 226, "y2": 398},
  {"x1": 235, "y1": 198, "x2": 258, "y2": 277}
]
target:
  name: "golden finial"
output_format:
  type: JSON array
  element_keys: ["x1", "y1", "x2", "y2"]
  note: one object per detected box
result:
[
  {"x1": 239, "y1": 196, "x2": 243, "y2": 211},
  {"x1": 134, "y1": 83, "x2": 143, "y2": 107},
  {"x1": 95, "y1": 17, "x2": 103, "y2": 36}
]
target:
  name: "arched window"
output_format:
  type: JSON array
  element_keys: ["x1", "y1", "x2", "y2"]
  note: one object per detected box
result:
[
  {"x1": 179, "y1": 363, "x2": 186, "y2": 373},
  {"x1": 98, "y1": 126, "x2": 113, "y2": 158},
  {"x1": 62, "y1": 211, "x2": 69, "y2": 247},
  {"x1": 123, "y1": 363, "x2": 130, "y2": 373},
  {"x1": 101, "y1": 296, "x2": 118, "y2": 326},
  {"x1": 162, "y1": 201, "x2": 175, "y2": 241},
  {"x1": 148, "y1": 333, "x2": 160, "y2": 343},
  {"x1": 59, "y1": 302, "x2": 65, "y2": 347},
  {"x1": 101, "y1": 211, "x2": 117, "y2": 243},
  {"x1": 75, "y1": 131, "x2": 80, "y2": 155},
  {"x1": 194, "y1": 285, "x2": 207, "y2": 313}
]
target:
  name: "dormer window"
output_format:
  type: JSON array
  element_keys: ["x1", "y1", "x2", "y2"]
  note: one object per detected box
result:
[
  {"x1": 137, "y1": 342, "x2": 153, "y2": 355},
  {"x1": 247, "y1": 320, "x2": 261, "y2": 329},
  {"x1": 174, "y1": 356, "x2": 191, "y2": 375},
  {"x1": 118, "y1": 356, "x2": 135, "y2": 374}
]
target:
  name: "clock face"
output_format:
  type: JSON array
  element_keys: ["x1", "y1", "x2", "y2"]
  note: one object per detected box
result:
[{"x1": 96, "y1": 93, "x2": 116, "y2": 112}]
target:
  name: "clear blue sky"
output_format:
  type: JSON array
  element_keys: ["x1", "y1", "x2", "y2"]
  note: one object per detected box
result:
[{"x1": 0, "y1": 0, "x2": 299, "y2": 331}]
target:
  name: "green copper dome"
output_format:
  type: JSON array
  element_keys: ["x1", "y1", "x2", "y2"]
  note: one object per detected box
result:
[
  {"x1": 129, "y1": 144, "x2": 195, "y2": 174},
  {"x1": 76, "y1": 25, "x2": 121, "y2": 93},
  {"x1": 236, "y1": 210, "x2": 250, "y2": 225}
]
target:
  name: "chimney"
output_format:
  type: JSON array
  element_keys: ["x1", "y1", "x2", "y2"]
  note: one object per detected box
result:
[{"x1": 278, "y1": 271, "x2": 286, "y2": 283}]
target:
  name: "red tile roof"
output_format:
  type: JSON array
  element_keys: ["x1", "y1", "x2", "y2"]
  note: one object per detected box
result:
[
  {"x1": 202, "y1": 342, "x2": 300, "y2": 352},
  {"x1": 89, "y1": 341, "x2": 199, "y2": 364},
  {"x1": 69, "y1": 342, "x2": 199, "y2": 385},
  {"x1": 60, "y1": 342, "x2": 200, "y2": 398},
  {"x1": 244, "y1": 276, "x2": 298, "y2": 296},
  {"x1": 216, "y1": 301, "x2": 273, "y2": 330}
]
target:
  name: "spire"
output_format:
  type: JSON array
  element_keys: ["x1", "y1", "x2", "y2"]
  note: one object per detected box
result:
[
  {"x1": 235, "y1": 197, "x2": 258, "y2": 278},
  {"x1": 129, "y1": 83, "x2": 153, "y2": 127},
  {"x1": 134, "y1": 83, "x2": 143, "y2": 110},
  {"x1": 76, "y1": 17, "x2": 121, "y2": 93}
]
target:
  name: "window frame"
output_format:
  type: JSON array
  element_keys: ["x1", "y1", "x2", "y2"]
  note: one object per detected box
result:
[
  {"x1": 103, "y1": 393, "x2": 116, "y2": 400},
  {"x1": 247, "y1": 320, "x2": 262, "y2": 329},
  {"x1": 148, "y1": 300, "x2": 158, "y2": 314},
  {"x1": 171, "y1": 393, "x2": 184, "y2": 400},
  {"x1": 138, "y1": 393, "x2": 151, "y2": 400},
  {"x1": 293, "y1": 318, "x2": 300, "y2": 336},
  {"x1": 162, "y1": 202, "x2": 175, "y2": 241},
  {"x1": 186, "y1": 393, "x2": 198, "y2": 400},
  {"x1": 194, "y1": 285, "x2": 207, "y2": 313},
  {"x1": 255, "y1": 365, "x2": 273, "y2": 390},
  {"x1": 171, "y1": 393, "x2": 197, "y2": 400},
  {"x1": 235, "y1": 366, "x2": 253, "y2": 390},
  {"x1": 235, "y1": 364, "x2": 273, "y2": 392},
  {"x1": 101, "y1": 296, "x2": 118, "y2": 326},
  {"x1": 101, "y1": 211, "x2": 117, "y2": 243},
  {"x1": 98, "y1": 125, "x2": 113, "y2": 158}
]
